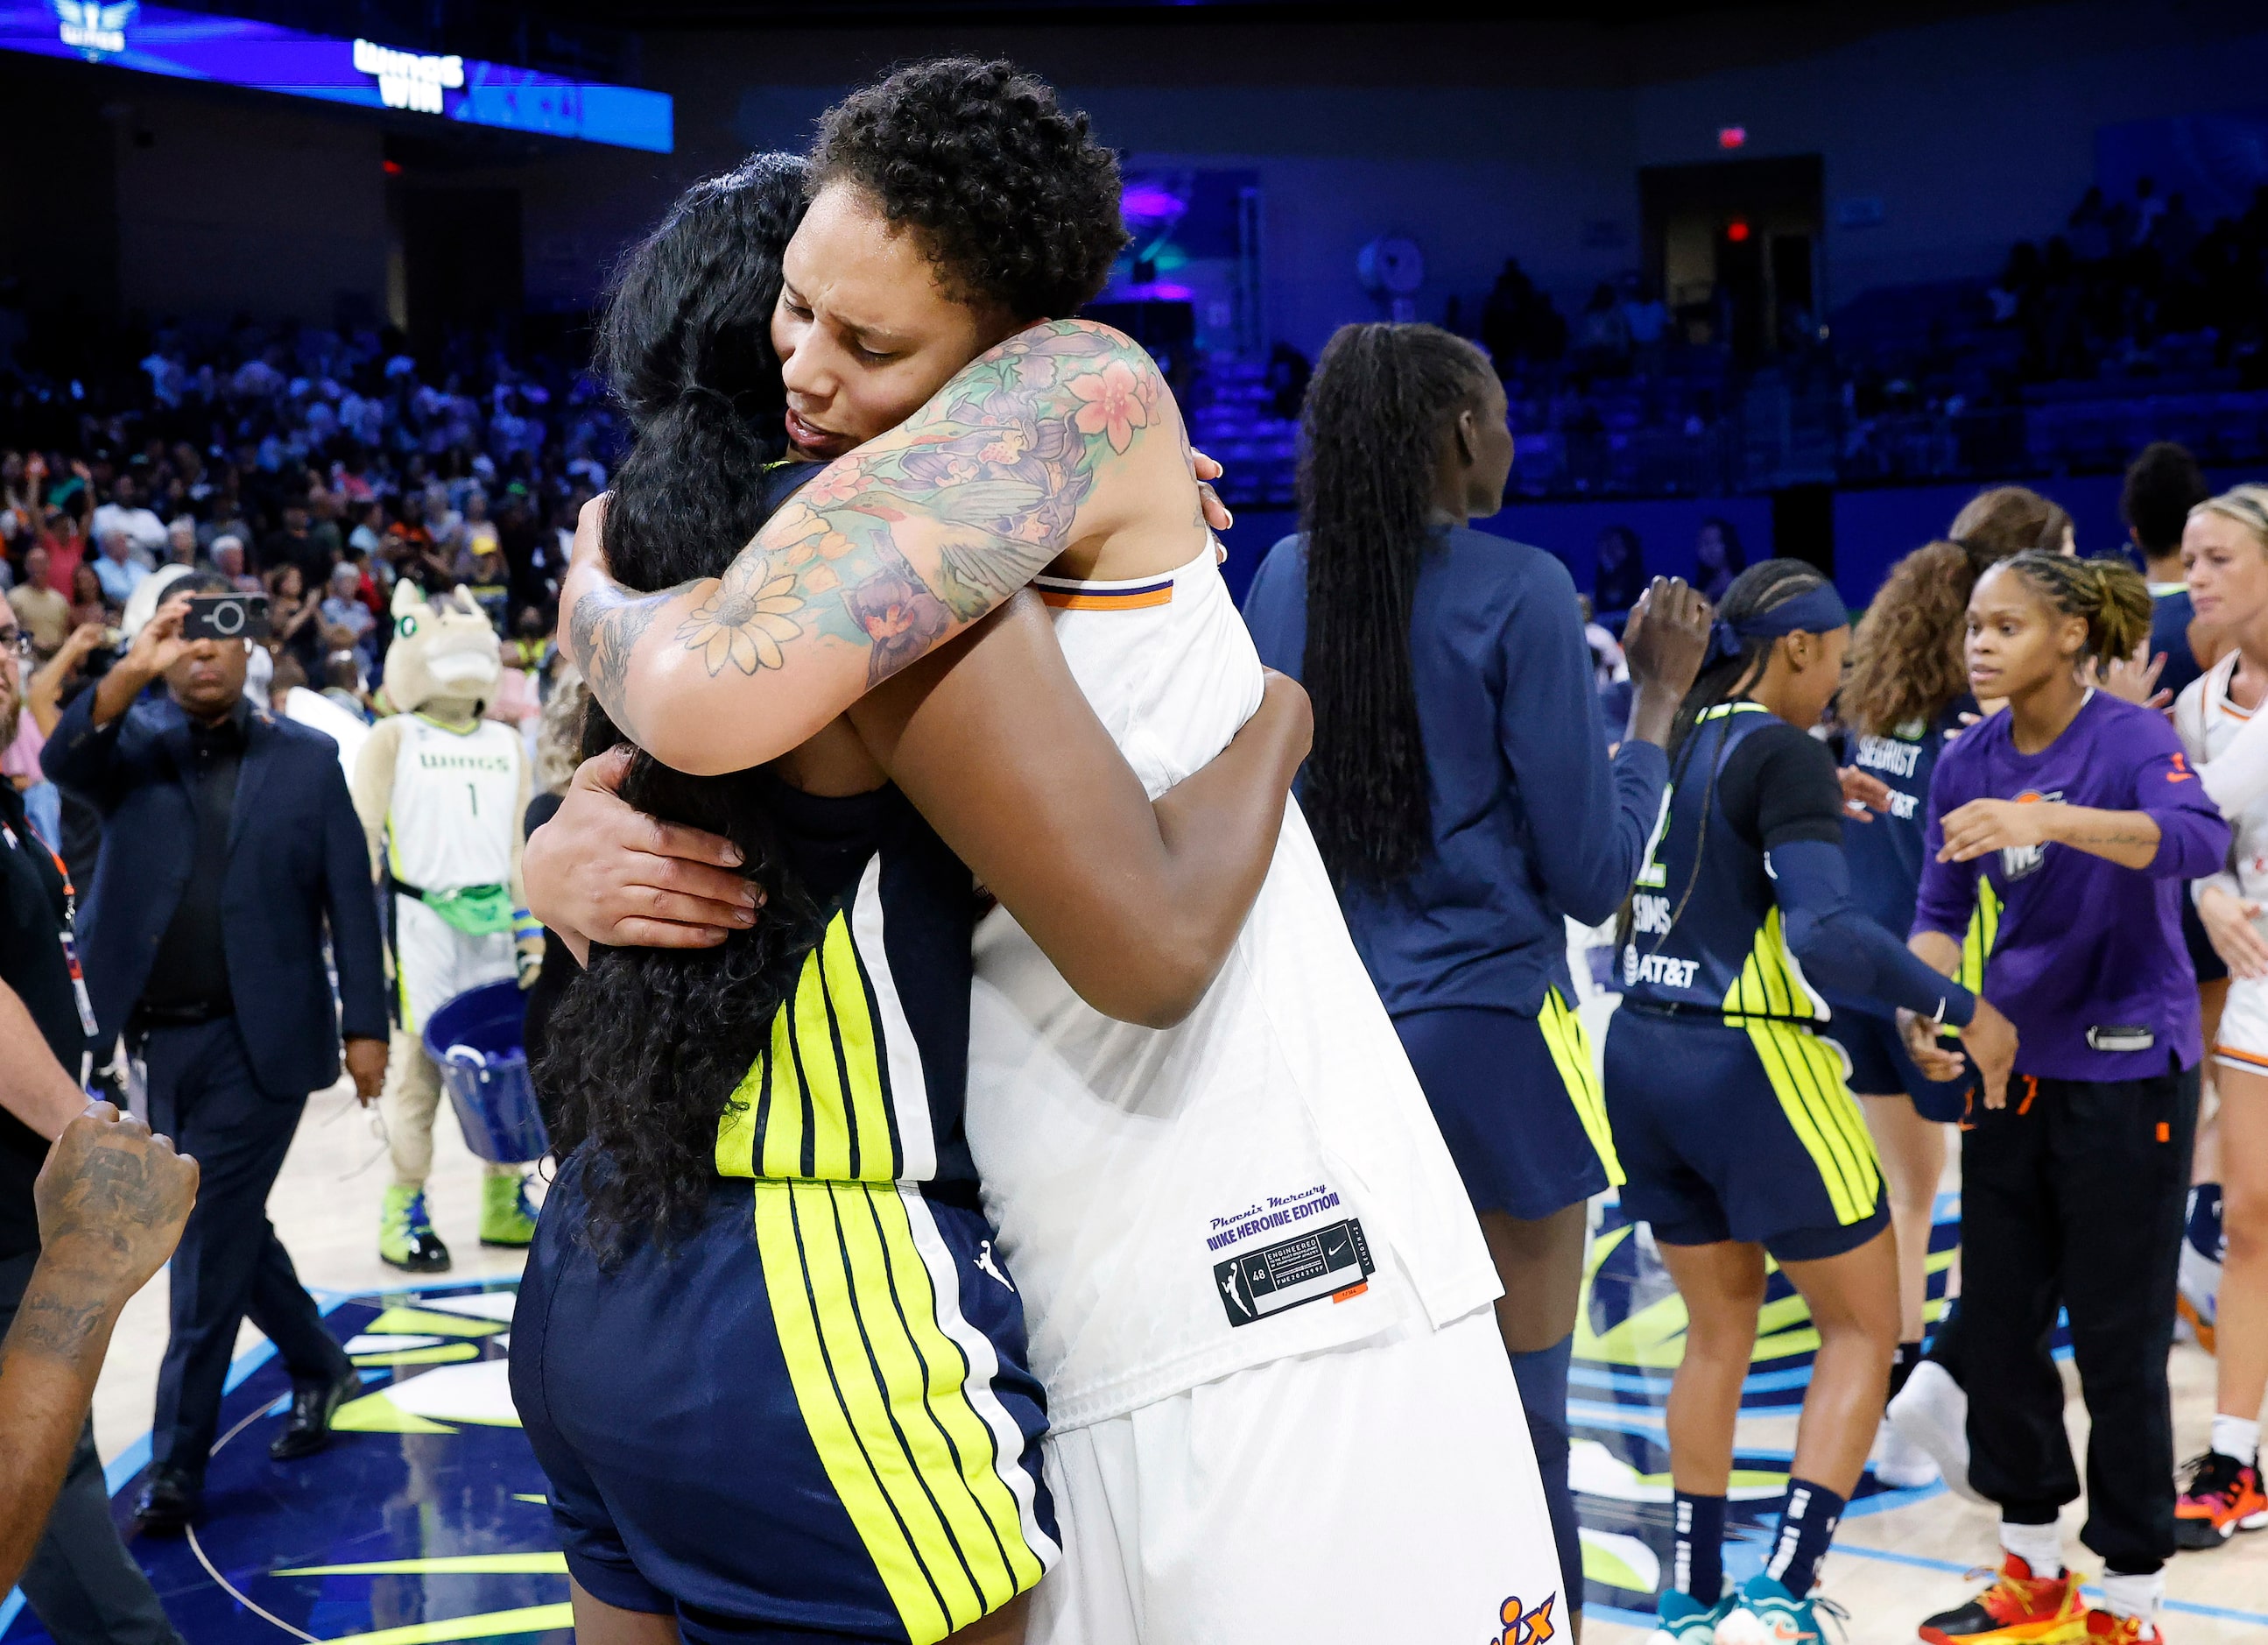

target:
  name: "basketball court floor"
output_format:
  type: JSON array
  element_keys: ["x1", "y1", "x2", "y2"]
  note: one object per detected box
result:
[{"x1": 3, "y1": 1070, "x2": 2259, "y2": 1644}]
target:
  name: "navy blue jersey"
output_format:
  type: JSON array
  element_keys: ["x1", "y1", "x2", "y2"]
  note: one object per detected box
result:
[
  {"x1": 1616, "y1": 701, "x2": 1885, "y2": 1230},
  {"x1": 1242, "y1": 526, "x2": 1667, "y2": 1018},
  {"x1": 2152, "y1": 583, "x2": 2205, "y2": 703},
  {"x1": 1835, "y1": 696, "x2": 1977, "y2": 991}
]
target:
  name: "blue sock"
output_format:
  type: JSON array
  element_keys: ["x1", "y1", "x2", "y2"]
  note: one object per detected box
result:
[
  {"x1": 1672, "y1": 1490, "x2": 1725, "y2": 1605},
  {"x1": 1511, "y1": 1335, "x2": 1582, "y2": 1614},
  {"x1": 1764, "y1": 1476, "x2": 1846, "y2": 1599}
]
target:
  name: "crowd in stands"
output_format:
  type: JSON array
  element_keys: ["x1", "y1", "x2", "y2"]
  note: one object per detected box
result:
[{"x1": 0, "y1": 315, "x2": 607, "y2": 677}]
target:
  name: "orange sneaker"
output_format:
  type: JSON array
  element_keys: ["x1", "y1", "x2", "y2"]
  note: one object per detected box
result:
[
  {"x1": 2174, "y1": 1450, "x2": 2268, "y2": 1550},
  {"x1": 2081, "y1": 1607, "x2": 2164, "y2": 1644},
  {"x1": 1918, "y1": 1556, "x2": 2088, "y2": 1645}
]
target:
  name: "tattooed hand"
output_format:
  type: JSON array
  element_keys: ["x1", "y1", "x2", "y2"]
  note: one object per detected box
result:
[
  {"x1": 560, "y1": 321, "x2": 1195, "y2": 775},
  {"x1": 32, "y1": 1103, "x2": 198, "y2": 1306}
]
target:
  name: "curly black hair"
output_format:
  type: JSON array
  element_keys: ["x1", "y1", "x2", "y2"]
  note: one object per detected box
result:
[
  {"x1": 2120, "y1": 440, "x2": 2208, "y2": 559},
  {"x1": 540, "y1": 153, "x2": 828, "y2": 1263},
  {"x1": 809, "y1": 56, "x2": 1128, "y2": 321}
]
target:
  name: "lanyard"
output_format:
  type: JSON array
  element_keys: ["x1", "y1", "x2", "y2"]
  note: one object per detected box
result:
[{"x1": 1, "y1": 817, "x2": 97, "y2": 1039}]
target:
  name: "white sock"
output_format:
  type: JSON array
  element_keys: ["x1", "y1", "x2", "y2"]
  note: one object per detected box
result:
[
  {"x1": 2212, "y1": 1412, "x2": 2262, "y2": 1466},
  {"x1": 2097, "y1": 1570, "x2": 2164, "y2": 1625},
  {"x1": 1999, "y1": 1518, "x2": 2062, "y2": 1576}
]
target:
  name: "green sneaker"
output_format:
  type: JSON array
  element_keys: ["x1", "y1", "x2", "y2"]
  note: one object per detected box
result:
[
  {"x1": 1647, "y1": 1588, "x2": 1734, "y2": 1645},
  {"x1": 479, "y1": 1171, "x2": 539, "y2": 1248},
  {"x1": 1715, "y1": 1573, "x2": 1845, "y2": 1645},
  {"x1": 379, "y1": 1184, "x2": 451, "y2": 1273}
]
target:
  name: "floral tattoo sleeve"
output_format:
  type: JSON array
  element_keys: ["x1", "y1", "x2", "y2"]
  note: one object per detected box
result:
[{"x1": 569, "y1": 320, "x2": 1173, "y2": 736}]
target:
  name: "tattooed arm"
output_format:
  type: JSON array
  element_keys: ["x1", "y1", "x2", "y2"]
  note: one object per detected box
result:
[
  {"x1": 560, "y1": 320, "x2": 1199, "y2": 776},
  {"x1": 0, "y1": 1104, "x2": 196, "y2": 1589}
]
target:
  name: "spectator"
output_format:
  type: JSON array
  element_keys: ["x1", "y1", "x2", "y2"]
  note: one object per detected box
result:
[
  {"x1": 67, "y1": 562, "x2": 110, "y2": 632},
  {"x1": 88, "y1": 475, "x2": 166, "y2": 566},
  {"x1": 1695, "y1": 516, "x2": 1746, "y2": 603},
  {"x1": 9, "y1": 544, "x2": 68, "y2": 654},
  {"x1": 163, "y1": 516, "x2": 199, "y2": 568},
  {"x1": 1594, "y1": 524, "x2": 1647, "y2": 618},
  {"x1": 91, "y1": 530, "x2": 148, "y2": 609},
  {"x1": 260, "y1": 498, "x2": 323, "y2": 587},
  {"x1": 39, "y1": 575, "x2": 387, "y2": 1535},
  {"x1": 37, "y1": 509, "x2": 83, "y2": 602},
  {"x1": 211, "y1": 533, "x2": 258, "y2": 595},
  {"x1": 266, "y1": 562, "x2": 321, "y2": 671},
  {"x1": 1574, "y1": 281, "x2": 1633, "y2": 373},
  {"x1": 346, "y1": 499, "x2": 384, "y2": 560}
]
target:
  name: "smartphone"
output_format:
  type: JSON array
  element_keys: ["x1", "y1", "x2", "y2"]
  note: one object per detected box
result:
[{"x1": 181, "y1": 593, "x2": 271, "y2": 642}]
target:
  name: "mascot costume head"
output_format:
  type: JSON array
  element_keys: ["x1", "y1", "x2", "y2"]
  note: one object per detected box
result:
[{"x1": 384, "y1": 582, "x2": 502, "y2": 721}]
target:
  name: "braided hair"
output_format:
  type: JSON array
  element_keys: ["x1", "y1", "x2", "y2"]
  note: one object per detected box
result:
[
  {"x1": 1990, "y1": 549, "x2": 2153, "y2": 663},
  {"x1": 1297, "y1": 321, "x2": 1497, "y2": 891},
  {"x1": 540, "y1": 155, "x2": 829, "y2": 1264},
  {"x1": 1622, "y1": 559, "x2": 1835, "y2": 956}
]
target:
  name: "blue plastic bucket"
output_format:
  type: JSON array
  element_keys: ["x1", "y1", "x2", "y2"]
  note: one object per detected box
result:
[{"x1": 421, "y1": 979, "x2": 550, "y2": 1164}]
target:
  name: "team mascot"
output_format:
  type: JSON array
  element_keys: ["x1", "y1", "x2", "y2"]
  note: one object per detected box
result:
[{"x1": 350, "y1": 582, "x2": 542, "y2": 1269}]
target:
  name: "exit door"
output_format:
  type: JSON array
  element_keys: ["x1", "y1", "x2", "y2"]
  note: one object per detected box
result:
[{"x1": 1639, "y1": 156, "x2": 1822, "y2": 362}]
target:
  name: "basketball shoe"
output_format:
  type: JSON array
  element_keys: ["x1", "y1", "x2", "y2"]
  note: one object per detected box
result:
[
  {"x1": 1917, "y1": 1556, "x2": 2087, "y2": 1645},
  {"x1": 1645, "y1": 1588, "x2": 1733, "y2": 1645},
  {"x1": 2174, "y1": 1449, "x2": 2268, "y2": 1550},
  {"x1": 2079, "y1": 1608, "x2": 2163, "y2": 1645},
  {"x1": 1715, "y1": 1573, "x2": 1844, "y2": 1645}
]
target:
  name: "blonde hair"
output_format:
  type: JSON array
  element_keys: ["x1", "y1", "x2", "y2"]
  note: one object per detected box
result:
[
  {"x1": 535, "y1": 667, "x2": 588, "y2": 797},
  {"x1": 2192, "y1": 483, "x2": 2268, "y2": 550}
]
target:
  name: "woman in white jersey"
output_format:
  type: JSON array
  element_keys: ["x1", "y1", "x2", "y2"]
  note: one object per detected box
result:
[
  {"x1": 2170, "y1": 484, "x2": 2268, "y2": 1550},
  {"x1": 532, "y1": 59, "x2": 1562, "y2": 1644}
]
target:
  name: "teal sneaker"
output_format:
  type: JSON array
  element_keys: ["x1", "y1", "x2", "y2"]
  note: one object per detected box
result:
[
  {"x1": 1646, "y1": 1588, "x2": 1734, "y2": 1645},
  {"x1": 1715, "y1": 1573, "x2": 1845, "y2": 1645}
]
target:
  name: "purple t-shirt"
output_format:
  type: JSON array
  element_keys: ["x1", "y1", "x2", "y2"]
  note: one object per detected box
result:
[{"x1": 1913, "y1": 690, "x2": 2227, "y2": 1081}]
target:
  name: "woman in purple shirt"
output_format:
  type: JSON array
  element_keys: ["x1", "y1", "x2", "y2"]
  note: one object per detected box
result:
[{"x1": 1906, "y1": 550, "x2": 2226, "y2": 1645}]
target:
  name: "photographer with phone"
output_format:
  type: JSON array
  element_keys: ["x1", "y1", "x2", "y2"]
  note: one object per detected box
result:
[{"x1": 39, "y1": 575, "x2": 387, "y2": 1533}]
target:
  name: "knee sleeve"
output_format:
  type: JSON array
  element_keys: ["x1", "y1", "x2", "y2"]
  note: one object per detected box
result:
[{"x1": 1512, "y1": 1332, "x2": 1581, "y2": 1610}]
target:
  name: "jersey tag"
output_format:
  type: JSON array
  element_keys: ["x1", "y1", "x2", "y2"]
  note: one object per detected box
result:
[
  {"x1": 59, "y1": 930, "x2": 98, "y2": 1036},
  {"x1": 1215, "y1": 1218, "x2": 1375, "y2": 1328}
]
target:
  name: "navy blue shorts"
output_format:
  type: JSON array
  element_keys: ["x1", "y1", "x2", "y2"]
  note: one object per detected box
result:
[
  {"x1": 1830, "y1": 1006, "x2": 1974, "y2": 1124},
  {"x1": 513, "y1": 1154, "x2": 1057, "y2": 1644},
  {"x1": 1394, "y1": 990, "x2": 1618, "y2": 1221},
  {"x1": 1602, "y1": 1007, "x2": 1890, "y2": 1263}
]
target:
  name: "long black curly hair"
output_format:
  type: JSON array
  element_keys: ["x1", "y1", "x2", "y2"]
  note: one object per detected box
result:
[
  {"x1": 538, "y1": 153, "x2": 829, "y2": 1262},
  {"x1": 810, "y1": 56, "x2": 1127, "y2": 320},
  {"x1": 1295, "y1": 321, "x2": 1496, "y2": 891}
]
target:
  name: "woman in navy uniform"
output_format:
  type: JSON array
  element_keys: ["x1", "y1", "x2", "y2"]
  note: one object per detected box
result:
[
  {"x1": 512, "y1": 150, "x2": 1312, "y2": 1645},
  {"x1": 1603, "y1": 560, "x2": 2016, "y2": 1645}
]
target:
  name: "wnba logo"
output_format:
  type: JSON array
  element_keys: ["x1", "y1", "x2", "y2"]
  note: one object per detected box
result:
[
  {"x1": 1488, "y1": 1590, "x2": 1558, "y2": 1645},
  {"x1": 1999, "y1": 789, "x2": 2063, "y2": 880}
]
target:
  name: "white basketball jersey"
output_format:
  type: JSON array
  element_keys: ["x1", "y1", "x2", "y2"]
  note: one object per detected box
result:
[
  {"x1": 384, "y1": 714, "x2": 522, "y2": 891},
  {"x1": 966, "y1": 546, "x2": 1500, "y2": 1430}
]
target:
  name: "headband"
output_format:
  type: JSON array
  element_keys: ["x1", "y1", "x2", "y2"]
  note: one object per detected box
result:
[{"x1": 1702, "y1": 582, "x2": 1849, "y2": 669}]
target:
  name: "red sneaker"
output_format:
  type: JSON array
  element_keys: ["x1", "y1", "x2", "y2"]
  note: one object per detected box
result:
[
  {"x1": 2081, "y1": 1607, "x2": 2164, "y2": 1644},
  {"x1": 1918, "y1": 1556, "x2": 2087, "y2": 1645},
  {"x1": 2174, "y1": 1450, "x2": 2268, "y2": 1550}
]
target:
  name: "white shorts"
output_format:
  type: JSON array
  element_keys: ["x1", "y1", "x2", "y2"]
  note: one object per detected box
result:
[
  {"x1": 1027, "y1": 1307, "x2": 1563, "y2": 1645},
  {"x1": 390, "y1": 894, "x2": 516, "y2": 1034},
  {"x1": 2216, "y1": 975, "x2": 2268, "y2": 1078}
]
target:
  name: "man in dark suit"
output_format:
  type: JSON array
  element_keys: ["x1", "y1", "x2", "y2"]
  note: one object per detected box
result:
[{"x1": 42, "y1": 572, "x2": 389, "y2": 1534}]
